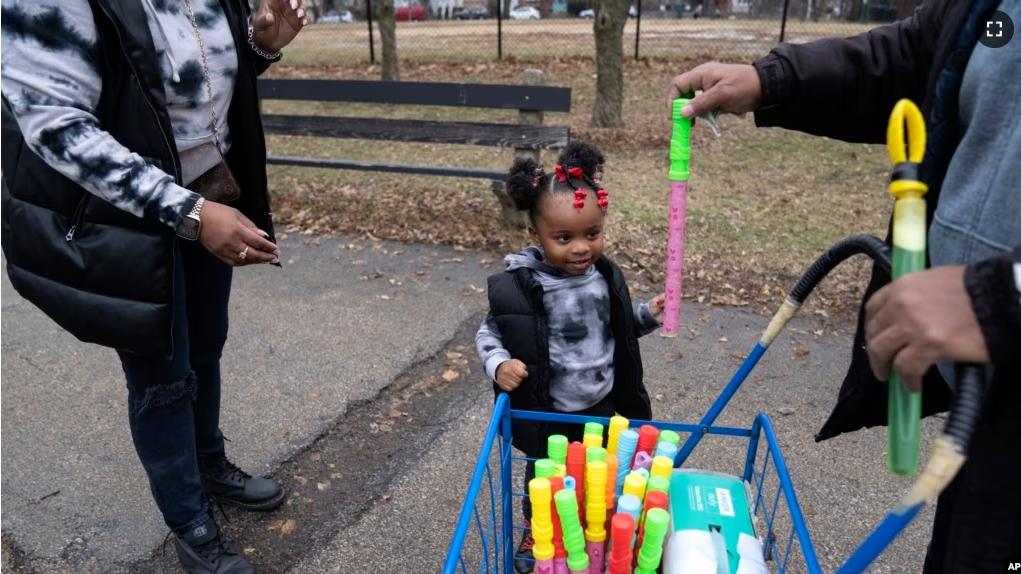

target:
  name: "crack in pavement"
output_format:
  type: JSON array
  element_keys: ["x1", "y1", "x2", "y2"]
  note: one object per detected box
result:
[{"x1": 115, "y1": 311, "x2": 490, "y2": 574}]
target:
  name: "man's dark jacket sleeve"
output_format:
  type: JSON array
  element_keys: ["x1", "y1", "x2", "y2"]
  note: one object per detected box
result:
[
  {"x1": 740, "y1": 0, "x2": 971, "y2": 441},
  {"x1": 966, "y1": 245, "x2": 1021, "y2": 373},
  {"x1": 752, "y1": 1, "x2": 944, "y2": 144}
]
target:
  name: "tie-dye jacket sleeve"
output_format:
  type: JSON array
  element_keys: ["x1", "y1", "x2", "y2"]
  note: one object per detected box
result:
[
  {"x1": 476, "y1": 313, "x2": 513, "y2": 382},
  {"x1": 633, "y1": 302, "x2": 661, "y2": 338},
  {"x1": 0, "y1": 1, "x2": 202, "y2": 230}
]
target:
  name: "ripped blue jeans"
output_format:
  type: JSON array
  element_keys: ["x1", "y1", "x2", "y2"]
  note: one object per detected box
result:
[{"x1": 117, "y1": 239, "x2": 232, "y2": 534}]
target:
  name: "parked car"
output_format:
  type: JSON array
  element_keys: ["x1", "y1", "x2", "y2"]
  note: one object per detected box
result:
[
  {"x1": 454, "y1": 5, "x2": 490, "y2": 18},
  {"x1": 509, "y1": 5, "x2": 541, "y2": 19},
  {"x1": 318, "y1": 10, "x2": 355, "y2": 22},
  {"x1": 579, "y1": 5, "x2": 638, "y2": 17},
  {"x1": 396, "y1": 5, "x2": 427, "y2": 20}
]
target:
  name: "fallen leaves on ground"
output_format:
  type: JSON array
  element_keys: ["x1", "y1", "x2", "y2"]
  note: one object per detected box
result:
[
  {"x1": 265, "y1": 57, "x2": 887, "y2": 320},
  {"x1": 269, "y1": 519, "x2": 297, "y2": 537}
]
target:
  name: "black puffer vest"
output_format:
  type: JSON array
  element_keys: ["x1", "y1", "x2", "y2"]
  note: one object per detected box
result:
[
  {"x1": 1, "y1": 0, "x2": 275, "y2": 360},
  {"x1": 485, "y1": 255, "x2": 653, "y2": 459}
]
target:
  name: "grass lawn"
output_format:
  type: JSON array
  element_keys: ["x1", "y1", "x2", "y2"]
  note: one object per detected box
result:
[
  {"x1": 261, "y1": 56, "x2": 894, "y2": 320},
  {"x1": 282, "y1": 18, "x2": 878, "y2": 64}
]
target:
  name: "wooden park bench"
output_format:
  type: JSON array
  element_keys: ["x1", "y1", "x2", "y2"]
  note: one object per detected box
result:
[{"x1": 256, "y1": 71, "x2": 572, "y2": 226}]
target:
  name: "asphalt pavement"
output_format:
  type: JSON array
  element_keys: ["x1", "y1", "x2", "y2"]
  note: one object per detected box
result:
[{"x1": 1, "y1": 234, "x2": 940, "y2": 574}]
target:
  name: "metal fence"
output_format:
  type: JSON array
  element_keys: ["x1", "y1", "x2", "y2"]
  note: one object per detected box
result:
[{"x1": 279, "y1": 0, "x2": 919, "y2": 65}]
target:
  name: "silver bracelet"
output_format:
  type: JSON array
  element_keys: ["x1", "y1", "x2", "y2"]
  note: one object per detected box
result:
[{"x1": 247, "y1": 26, "x2": 282, "y2": 61}]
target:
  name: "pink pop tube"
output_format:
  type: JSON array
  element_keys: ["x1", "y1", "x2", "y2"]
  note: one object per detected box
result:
[
  {"x1": 663, "y1": 180, "x2": 687, "y2": 336},
  {"x1": 534, "y1": 558, "x2": 555, "y2": 574}
]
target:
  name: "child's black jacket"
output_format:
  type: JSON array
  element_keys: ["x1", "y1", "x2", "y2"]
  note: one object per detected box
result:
[{"x1": 485, "y1": 254, "x2": 652, "y2": 459}]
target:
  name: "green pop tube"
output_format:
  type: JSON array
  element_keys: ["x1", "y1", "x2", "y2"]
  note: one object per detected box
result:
[
  {"x1": 548, "y1": 435, "x2": 569, "y2": 466},
  {"x1": 535, "y1": 458, "x2": 557, "y2": 479},
  {"x1": 885, "y1": 98, "x2": 928, "y2": 476},
  {"x1": 635, "y1": 507, "x2": 670, "y2": 574},
  {"x1": 554, "y1": 487, "x2": 589, "y2": 571}
]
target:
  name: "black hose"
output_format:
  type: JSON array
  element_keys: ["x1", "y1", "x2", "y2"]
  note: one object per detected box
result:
[
  {"x1": 788, "y1": 235, "x2": 988, "y2": 499},
  {"x1": 944, "y1": 363, "x2": 985, "y2": 451},
  {"x1": 788, "y1": 234, "x2": 892, "y2": 305}
]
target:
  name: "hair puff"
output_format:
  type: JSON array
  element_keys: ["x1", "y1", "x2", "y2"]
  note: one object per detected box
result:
[
  {"x1": 555, "y1": 141, "x2": 605, "y2": 183},
  {"x1": 506, "y1": 156, "x2": 546, "y2": 212}
]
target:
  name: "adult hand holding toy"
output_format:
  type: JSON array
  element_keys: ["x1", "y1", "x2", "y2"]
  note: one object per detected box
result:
[{"x1": 664, "y1": 62, "x2": 762, "y2": 119}]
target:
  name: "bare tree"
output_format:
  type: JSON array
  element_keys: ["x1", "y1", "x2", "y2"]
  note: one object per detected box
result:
[
  {"x1": 376, "y1": 0, "x2": 400, "y2": 81},
  {"x1": 590, "y1": 0, "x2": 628, "y2": 127},
  {"x1": 307, "y1": 0, "x2": 324, "y2": 19}
]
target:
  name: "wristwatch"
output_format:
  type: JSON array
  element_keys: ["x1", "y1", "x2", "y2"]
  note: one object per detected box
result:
[{"x1": 177, "y1": 197, "x2": 205, "y2": 241}]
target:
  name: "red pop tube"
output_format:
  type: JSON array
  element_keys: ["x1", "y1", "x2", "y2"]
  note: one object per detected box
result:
[
  {"x1": 607, "y1": 512, "x2": 635, "y2": 574},
  {"x1": 549, "y1": 477, "x2": 567, "y2": 560},
  {"x1": 567, "y1": 442, "x2": 587, "y2": 524},
  {"x1": 635, "y1": 425, "x2": 660, "y2": 463}
]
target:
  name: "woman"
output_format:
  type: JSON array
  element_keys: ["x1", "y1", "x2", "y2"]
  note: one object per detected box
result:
[{"x1": 2, "y1": 0, "x2": 308, "y2": 572}]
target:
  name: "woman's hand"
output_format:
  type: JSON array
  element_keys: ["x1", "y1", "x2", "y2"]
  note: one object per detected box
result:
[
  {"x1": 252, "y1": 0, "x2": 309, "y2": 54},
  {"x1": 198, "y1": 202, "x2": 282, "y2": 267},
  {"x1": 648, "y1": 293, "x2": 667, "y2": 324}
]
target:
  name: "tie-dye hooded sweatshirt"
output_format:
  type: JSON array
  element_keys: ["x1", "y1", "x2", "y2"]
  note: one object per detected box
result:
[
  {"x1": 476, "y1": 246, "x2": 662, "y2": 413},
  {"x1": 1, "y1": 0, "x2": 241, "y2": 230}
]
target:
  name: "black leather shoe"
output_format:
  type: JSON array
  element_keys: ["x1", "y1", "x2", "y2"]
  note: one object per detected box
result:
[
  {"x1": 199, "y1": 456, "x2": 285, "y2": 512},
  {"x1": 174, "y1": 515, "x2": 256, "y2": 574}
]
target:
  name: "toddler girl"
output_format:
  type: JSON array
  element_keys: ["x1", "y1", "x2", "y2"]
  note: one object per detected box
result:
[{"x1": 475, "y1": 140, "x2": 665, "y2": 573}]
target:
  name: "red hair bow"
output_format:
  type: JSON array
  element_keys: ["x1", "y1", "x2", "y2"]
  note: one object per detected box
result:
[
  {"x1": 555, "y1": 165, "x2": 584, "y2": 182},
  {"x1": 596, "y1": 189, "x2": 609, "y2": 211}
]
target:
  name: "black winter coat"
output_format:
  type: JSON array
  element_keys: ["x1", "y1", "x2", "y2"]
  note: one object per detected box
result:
[
  {"x1": 1, "y1": 0, "x2": 277, "y2": 360},
  {"x1": 485, "y1": 255, "x2": 653, "y2": 459},
  {"x1": 751, "y1": 0, "x2": 1021, "y2": 441}
]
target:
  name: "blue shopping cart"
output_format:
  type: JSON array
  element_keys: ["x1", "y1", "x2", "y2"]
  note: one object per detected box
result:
[{"x1": 442, "y1": 234, "x2": 987, "y2": 574}]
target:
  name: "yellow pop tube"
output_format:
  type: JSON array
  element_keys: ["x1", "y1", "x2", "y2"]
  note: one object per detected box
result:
[
  {"x1": 606, "y1": 416, "x2": 629, "y2": 457},
  {"x1": 623, "y1": 472, "x2": 647, "y2": 504}
]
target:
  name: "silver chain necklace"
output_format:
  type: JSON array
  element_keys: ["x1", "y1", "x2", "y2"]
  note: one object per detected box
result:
[{"x1": 183, "y1": 0, "x2": 222, "y2": 149}]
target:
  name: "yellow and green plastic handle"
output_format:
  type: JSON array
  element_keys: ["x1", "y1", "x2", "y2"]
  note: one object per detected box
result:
[{"x1": 885, "y1": 99, "x2": 929, "y2": 476}]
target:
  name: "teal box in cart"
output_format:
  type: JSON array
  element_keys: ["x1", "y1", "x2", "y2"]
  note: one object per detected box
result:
[{"x1": 664, "y1": 470, "x2": 768, "y2": 574}]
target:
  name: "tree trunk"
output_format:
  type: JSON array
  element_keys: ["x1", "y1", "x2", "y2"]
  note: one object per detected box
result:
[
  {"x1": 716, "y1": 0, "x2": 729, "y2": 18},
  {"x1": 377, "y1": 0, "x2": 399, "y2": 81},
  {"x1": 591, "y1": 0, "x2": 627, "y2": 127},
  {"x1": 308, "y1": 0, "x2": 323, "y2": 20}
]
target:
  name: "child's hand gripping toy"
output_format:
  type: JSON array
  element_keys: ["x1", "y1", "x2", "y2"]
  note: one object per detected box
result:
[{"x1": 885, "y1": 98, "x2": 929, "y2": 476}]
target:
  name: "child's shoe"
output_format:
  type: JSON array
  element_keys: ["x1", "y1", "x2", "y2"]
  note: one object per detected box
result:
[{"x1": 514, "y1": 519, "x2": 535, "y2": 573}]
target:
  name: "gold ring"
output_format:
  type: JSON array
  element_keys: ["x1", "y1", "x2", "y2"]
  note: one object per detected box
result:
[{"x1": 238, "y1": 246, "x2": 249, "y2": 260}]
